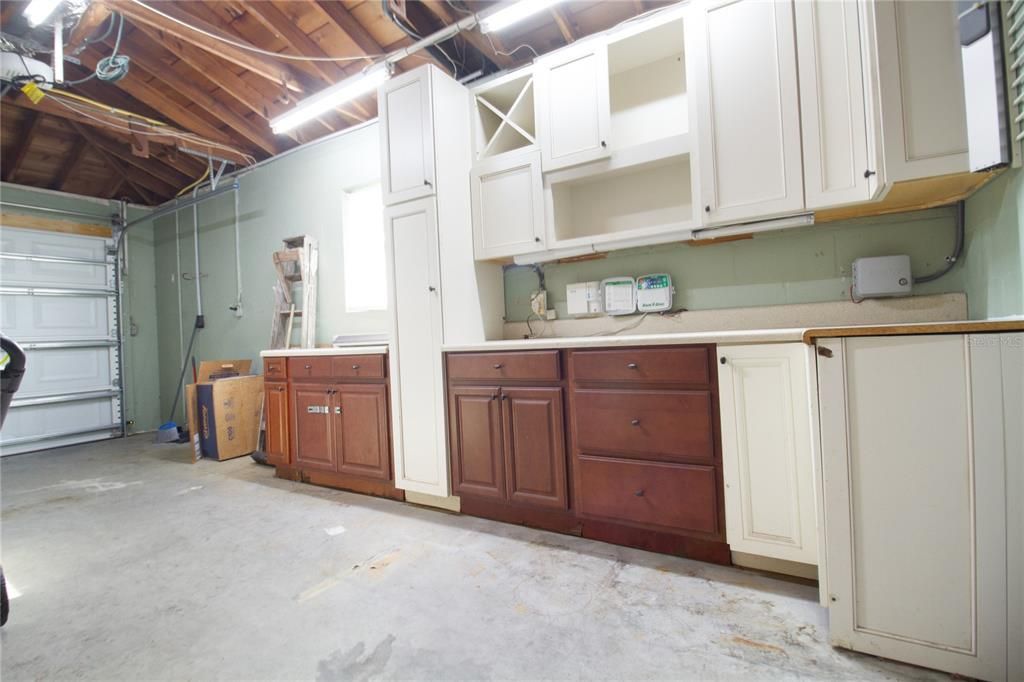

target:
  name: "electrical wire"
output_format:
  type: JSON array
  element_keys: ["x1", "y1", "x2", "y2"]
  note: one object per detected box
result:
[
  {"x1": 127, "y1": 0, "x2": 387, "y2": 62},
  {"x1": 94, "y1": 13, "x2": 130, "y2": 82},
  {"x1": 484, "y1": 32, "x2": 540, "y2": 59},
  {"x1": 47, "y1": 89, "x2": 167, "y2": 127},
  {"x1": 177, "y1": 167, "x2": 210, "y2": 197}
]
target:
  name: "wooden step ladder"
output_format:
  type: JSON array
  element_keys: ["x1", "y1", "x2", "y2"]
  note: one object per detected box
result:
[{"x1": 269, "y1": 235, "x2": 318, "y2": 350}]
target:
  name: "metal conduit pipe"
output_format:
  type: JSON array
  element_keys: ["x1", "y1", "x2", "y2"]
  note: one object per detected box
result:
[{"x1": 914, "y1": 201, "x2": 966, "y2": 284}]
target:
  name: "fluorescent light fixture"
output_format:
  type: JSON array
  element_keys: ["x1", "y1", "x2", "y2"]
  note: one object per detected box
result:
[
  {"x1": 479, "y1": 0, "x2": 563, "y2": 34},
  {"x1": 23, "y1": 0, "x2": 62, "y2": 27},
  {"x1": 271, "y1": 64, "x2": 391, "y2": 135},
  {"x1": 691, "y1": 213, "x2": 815, "y2": 240}
]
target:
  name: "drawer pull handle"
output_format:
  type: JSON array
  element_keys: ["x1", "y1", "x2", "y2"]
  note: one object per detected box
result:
[
  {"x1": 304, "y1": 364, "x2": 312, "y2": 370},
  {"x1": 501, "y1": 394, "x2": 508, "y2": 401},
  {"x1": 634, "y1": 489, "x2": 645, "y2": 497},
  {"x1": 491, "y1": 394, "x2": 498, "y2": 401},
  {"x1": 493, "y1": 363, "x2": 503, "y2": 369},
  {"x1": 626, "y1": 362, "x2": 638, "y2": 369},
  {"x1": 630, "y1": 418, "x2": 640, "y2": 426},
  {"x1": 335, "y1": 406, "x2": 342, "y2": 414},
  {"x1": 351, "y1": 364, "x2": 360, "y2": 370}
]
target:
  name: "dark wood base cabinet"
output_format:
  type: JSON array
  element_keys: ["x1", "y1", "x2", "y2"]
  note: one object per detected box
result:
[
  {"x1": 262, "y1": 352, "x2": 403, "y2": 502},
  {"x1": 445, "y1": 346, "x2": 730, "y2": 566}
]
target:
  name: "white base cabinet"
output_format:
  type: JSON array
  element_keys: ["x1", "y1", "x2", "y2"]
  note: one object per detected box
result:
[
  {"x1": 717, "y1": 343, "x2": 818, "y2": 566},
  {"x1": 817, "y1": 334, "x2": 1019, "y2": 681}
]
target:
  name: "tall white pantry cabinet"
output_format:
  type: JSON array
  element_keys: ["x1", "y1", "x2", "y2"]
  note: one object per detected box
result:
[{"x1": 381, "y1": 65, "x2": 503, "y2": 499}]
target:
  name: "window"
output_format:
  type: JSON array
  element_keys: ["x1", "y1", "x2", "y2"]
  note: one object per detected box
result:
[{"x1": 342, "y1": 183, "x2": 387, "y2": 312}]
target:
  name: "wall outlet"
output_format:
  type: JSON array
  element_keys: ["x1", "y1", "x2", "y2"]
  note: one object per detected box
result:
[
  {"x1": 529, "y1": 290, "x2": 548, "y2": 317},
  {"x1": 546, "y1": 309, "x2": 557, "y2": 320}
]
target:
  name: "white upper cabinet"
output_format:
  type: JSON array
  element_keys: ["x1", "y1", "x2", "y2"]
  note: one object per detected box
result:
[
  {"x1": 718, "y1": 343, "x2": 818, "y2": 567},
  {"x1": 796, "y1": 0, "x2": 883, "y2": 210},
  {"x1": 872, "y1": 0, "x2": 968, "y2": 181},
  {"x1": 380, "y1": 68, "x2": 436, "y2": 206},
  {"x1": 471, "y1": 149, "x2": 545, "y2": 260},
  {"x1": 534, "y1": 43, "x2": 611, "y2": 172},
  {"x1": 692, "y1": 0, "x2": 804, "y2": 225}
]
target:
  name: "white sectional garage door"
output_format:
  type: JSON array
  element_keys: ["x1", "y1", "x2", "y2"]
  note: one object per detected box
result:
[{"x1": 0, "y1": 226, "x2": 122, "y2": 456}]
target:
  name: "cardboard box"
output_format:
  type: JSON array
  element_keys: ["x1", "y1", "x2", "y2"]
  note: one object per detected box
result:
[
  {"x1": 184, "y1": 360, "x2": 257, "y2": 462},
  {"x1": 195, "y1": 375, "x2": 264, "y2": 461}
]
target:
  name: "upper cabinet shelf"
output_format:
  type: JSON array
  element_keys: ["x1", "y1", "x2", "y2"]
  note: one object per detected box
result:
[{"x1": 473, "y1": 72, "x2": 537, "y2": 162}]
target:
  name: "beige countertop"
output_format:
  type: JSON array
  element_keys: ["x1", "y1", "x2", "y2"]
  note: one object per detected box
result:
[
  {"x1": 260, "y1": 345, "x2": 388, "y2": 358},
  {"x1": 441, "y1": 328, "x2": 807, "y2": 352}
]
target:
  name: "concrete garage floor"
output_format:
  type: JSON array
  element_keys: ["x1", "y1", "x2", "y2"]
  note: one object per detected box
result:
[{"x1": 1, "y1": 436, "x2": 946, "y2": 681}]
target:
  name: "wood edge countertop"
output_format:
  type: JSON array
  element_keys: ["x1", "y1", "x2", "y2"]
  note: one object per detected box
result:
[
  {"x1": 260, "y1": 346, "x2": 388, "y2": 358},
  {"x1": 802, "y1": 320, "x2": 1024, "y2": 344}
]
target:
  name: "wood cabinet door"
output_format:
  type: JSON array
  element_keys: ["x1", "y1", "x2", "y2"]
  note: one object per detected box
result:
[
  {"x1": 380, "y1": 67, "x2": 436, "y2": 205},
  {"x1": 334, "y1": 384, "x2": 390, "y2": 480},
  {"x1": 717, "y1": 343, "x2": 816, "y2": 564},
  {"x1": 693, "y1": 0, "x2": 804, "y2": 224},
  {"x1": 264, "y1": 383, "x2": 290, "y2": 466},
  {"x1": 385, "y1": 198, "x2": 448, "y2": 496},
  {"x1": 501, "y1": 387, "x2": 568, "y2": 510},
  {"x1": 795, "y1": 0, "x2": 882, "y2": 210},
  {"x1": 291, "y1": 383, "x2": 334, "y2": 471},
  {"x1": 816, "y1": 335, "x2": 1008, "y2": 680},
  {"x1": 448, "y1": 386, "x2": 506, "y2": 500},
  {"x1": 535, "y1": 44, "x2": 611, "y2": 171},
  {"x1": 471, "y1": 149, "x2": 545, "y2": 259}
]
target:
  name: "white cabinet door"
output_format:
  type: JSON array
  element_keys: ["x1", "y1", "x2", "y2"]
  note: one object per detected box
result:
[
  {"x1": 535, "y1": 44, "x2": 611, "y2": 171},
  {"x1": 795, "y1": 0, "x2": 882, "y2": 210},
  {"x1": 385, "y1": 198, "x2": 449, "y2": 497},
  {"x1": 873, "y1": 0, "x2": 968, "y2": 181},
  {"x1": 816, "y1": 335, "x2": 1008, "y2": 680},
  {"x1": 471, "y1": 149, "x2": 545, "y2": 260},
  {"x1": 380, "y1": 68, "x2": 436, "y2": 206},
  {"x1": 718, "y1": 343, "x2": 817, "y2": 565},
  {"x1": 693, "y1": 0, "x2": 804, "y2": 224}
]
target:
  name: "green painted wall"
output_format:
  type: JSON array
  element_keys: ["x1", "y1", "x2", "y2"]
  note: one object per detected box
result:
[
  {"x1": 506, "y1": 169, "x2": 1024, "y2": 323},
  {"x1": 145, "y1": 123, "x2": 384, "y2": 423},
  {"x1": 963, "y1": 166, "x2": 1024, "y2": 319},
  {"x1": 0, "y1": 182, "x2": 162, "y2": 433}
]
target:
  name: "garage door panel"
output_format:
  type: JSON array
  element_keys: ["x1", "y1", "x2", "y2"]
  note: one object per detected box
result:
[
  {"x1": 17, "y1": 348, "x2": 113, "y2": 396},
  {"x1": 0, "y1": 224, "x2": 121, "y2": 455},
  {"x1": 2, "y1": 295, "x2": 111, "y2": 340},
  {"x1": 1, "y1": 398, "x2": 118, "y2": 454}
]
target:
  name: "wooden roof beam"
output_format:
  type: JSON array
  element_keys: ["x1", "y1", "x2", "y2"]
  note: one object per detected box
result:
[
  {"x1": 241, "y1": 2, "x2": 372, "y2": 121},
  {"x1": 551, "y1": 7, "x2": 579, "y2": 43},
  {"x1": 66, "y1": 3, "x2": 113, "y2": 53},
  {"x1": 418, "y1": 1, "x2": 512, "y2": 69},
  {"x1": 111, "y1": 30, "x2": 283, "y2": 155},
  {"x1": 79, "y1": 128, "x2": 190, "y2": 189},
  {"x1": 52, "y1": 138, "x2": 90, "y2": 191},
  {"x1": 3, "y1": 111, "x2": 43, "y2": 183},
  {"x1": 101, "y1": 0, "x2": 305, "y2": 93},
  {"x1": 70, "y1": 121, "x2": 178, "y2": 198}
]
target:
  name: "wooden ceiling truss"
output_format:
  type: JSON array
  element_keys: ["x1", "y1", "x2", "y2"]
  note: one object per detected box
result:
[{"x1": 1, "y1": 1, "x2": 664, "y2": 205}]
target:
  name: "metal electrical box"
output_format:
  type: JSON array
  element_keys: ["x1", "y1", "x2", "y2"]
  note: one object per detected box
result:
[{"x1": 852, "y1": 255, "x2": 913, "y2": 299}]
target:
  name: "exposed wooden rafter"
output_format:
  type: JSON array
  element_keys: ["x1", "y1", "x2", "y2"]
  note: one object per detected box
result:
[
  {"x1": 70, "y1": 120, "x2": 177, "y2": 199},
  {"x1": 3, "y1": 112, "x2": 43, "y2": 183},
  {"x1": 52, "y1": 138, "x2": 90, "y2": 191},
  {"x1": 551, "y1": 7, "x2": 580, "y2": 43},
  {"x1": 418, "y1": 1, "x2": 512, "y2": 69}
]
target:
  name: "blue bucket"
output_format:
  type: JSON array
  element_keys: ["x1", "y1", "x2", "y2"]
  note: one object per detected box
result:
[{"x1": 155, "y1": 421, "x2": 179, "y2": 443}]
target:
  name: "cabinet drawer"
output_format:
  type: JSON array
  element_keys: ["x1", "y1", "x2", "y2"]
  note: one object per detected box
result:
[
  {"x1": 331, "y1": 354, "x2": 385, "y2": 379},
  {"x1": 447, "y1": 351, "x2": 561, "y2": 382},
  {"x1": 287, "y1": 357, "x2": 333, "y2": 379},
  {"x1": 574, "y1": 389, "x2": 715, "y2": 463},
  {"x1": 576, "y1": 455, "x2": 719, "y2": 535},
  {"x1": 570, "y1": 347, "x2": 711, "y2": 385},
  {"x1": 264, "y1": 357, "x2": 287, "y2": 379}
]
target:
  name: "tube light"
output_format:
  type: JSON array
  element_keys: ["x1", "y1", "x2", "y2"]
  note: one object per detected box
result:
[
  {"x1": 691, "y1": 213, "x2": 815, "y2": 240},
  {"x1": 23, "y1": 0, "x2": 63, "y2": 27},
  {"x1": 270, "y1": 64, "x2": 391, "y2": 135},
  {"x1": 479, "y1": 0, "x2": 564, "y2": 34}
]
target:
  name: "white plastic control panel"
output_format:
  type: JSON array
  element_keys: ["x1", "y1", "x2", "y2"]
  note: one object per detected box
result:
[
  {"x1": 636, "y1": 273, "x2": 674, "y2": 312},
  {"x1": 601, "y1": 277, "x2": 637, "y2": 316}
]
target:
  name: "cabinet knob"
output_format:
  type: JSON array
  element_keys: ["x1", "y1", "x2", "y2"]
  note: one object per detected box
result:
[
  {"x1": 720, "y1": 357, "x2": 727, "y2": 365},
  {"x1": 634, "y1": 489, "x2": 645, "y2": 497},
  {"x1": 630, "y1": 418, "x2": 640, "y2": 426},
  {"x1": 335, "y1": 406, "x2": 342, "y2": 414},
  {"x1": 864, "y1": 169, "x2": 876, "y2": 179},
  {"x1": 304, "y1": 364, "x2": 311, "y2": 370},
  {"x1": 493, "y1": 363, "x2": 503, "y2": 369},
  {"x1": 704, "y1": 205, "x2": 711, "y2": 213},
  {"x1": 534, "y1": 236, "x2": 541, "y2": 242},
  {"x1": 428, "y1": 285, "x2": 437, "y2": 292},
  {"x1": 424, "y1": 179, "x2": 432, "y2": 187},
  {"x1": 501, "y1": 394, "x2": 509, "y2": 401},
  {"x1": 351, "y1": 364, "x2": 360, "y2": 370},
  {"x1": 626, "y1": 362, "x2": 638, "y2": 369},
  {"x1": 600, "y1": 140, "x2": 607, "y2": 148}
]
